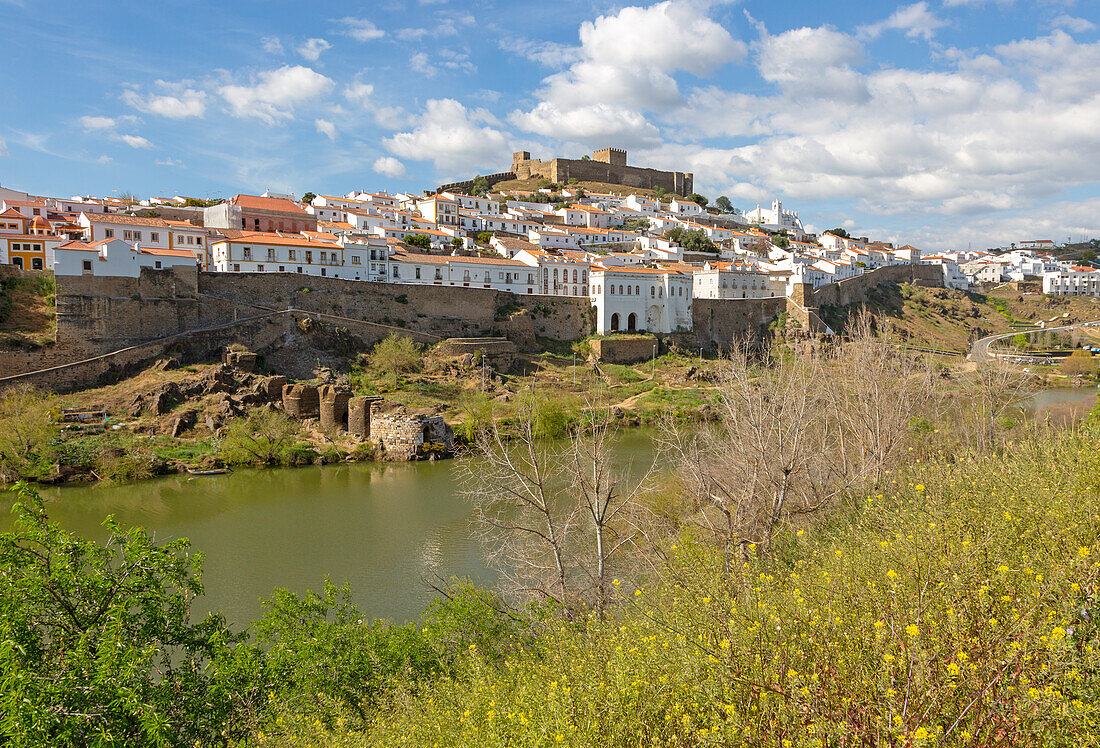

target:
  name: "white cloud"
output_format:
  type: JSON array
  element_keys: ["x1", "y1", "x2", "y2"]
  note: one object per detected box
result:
[
  {"x1": 155, "y1": 157, "x2": 183, "y2": 167},
  {"x1": 1052, "y1": 14, "x2": 1096, "y2": 33},
  {"x1": 943, "y1": 0, "x2": 1012, "y2": 6},
  {"x1": 122, "y1": 84, "x2": 207, "y2": 118},
  {"x1": 342, "y1": 80, "x2": 407, "y2": 128},
  {"x1": 0, "y1": 137, "x2": 6, "y2": 157},
  {"x1": 511, "y1": 0, "x2": 745, "y2": 146},
  {"x1": 297, "y1": 38, "x2": 332, "y2": 61},
  {"x1": 410, "y1": 52, "x2": 432, "y2": 75},
  {"x1": 755, "y1": 26, "x2": 868, "y2": 102},
  {"x1": 79, "y1": 115, "x2": 119, "y2": 130},
  {"x1": 97, "y1": 154, "x2": 112, "y2": 164},
  {"x1": 500, "y1": 36, "x2": 577, "y2": 67},
  {"x1": 859, "y1": 2, "x2": 946, "y2": 41},
  {"x1": 384, "y1": 98, "x2": 510, "y2": 176},
  {"x1": 373, "y1": 156, "x2": 406, "y2": 178},
  {"x1": 262, "y1": 36, "x2": 284, "y2": 54},
  {"x1": 315, "y1": 118, "x2": 337, "y2": 140},
  {"x1": 119, "y1": 134, "x2": 154, "y2": 149},
  {"x1": 219, "y1": 65, "x2": 334, "y2": 123},
  {"x1": 339, "y1": 17, "x2": 385, "y2": 42}
]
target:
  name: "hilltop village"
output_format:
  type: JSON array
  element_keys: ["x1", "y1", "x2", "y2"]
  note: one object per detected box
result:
[{"x1": 0, "y1": 147, "x2": 1096, "y2": 344}]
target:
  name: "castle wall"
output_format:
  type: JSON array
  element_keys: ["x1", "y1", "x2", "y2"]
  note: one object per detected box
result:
[{"x1": 511, "y1": 151, "x2": 693, "y2": 196}]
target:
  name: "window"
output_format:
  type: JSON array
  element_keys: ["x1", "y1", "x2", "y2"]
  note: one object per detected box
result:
[
  {"x1": 351, "y1": 255, "x2": 361, "y2": 265},
  {"x1": 610, "y1": 285, "x2": 615, "y2": 295},
  {"x1": 257, "y1": 265, "x2": 264, "y2": 272},
  {"x1": 186, "y1": 235, "x2": 194, "y2": 245},
  {"x1": 289, "y1": 250, "x2": 296, "y2": 260},
  {"x1": 320, "y1": 268, "x2": 326, "y2": 276},
  {"x1": 415, "y1": 267, "x2": 421, "y2": 279},
  {"x1": 155, "y1": 261, "x2": 163, "y2": 269},
  {"x1": 305, "y1": 251, "x2": 312, "y2": 264},
  {"x1": 297, "y1": 267, "x2": 303, "y2": 273},
  {"x1": 31, "y1": 258, "x2": 43, "y2": 270},
  {"x1": 626, "y1": 285, "x2": 631, "y2": 295},
  {"x1": 233, "y1": 263, "x2": 240, "y2": 271},
  {"x1": 279, "y1": 266, "x2": 285, "y2": 272},
  {"x1": 134, "y1": 231, "x2": 142, "y2": 241},
  {"x1": 320, "y1": 252, "x2": 327, "y2": 264},
  {"x1": 196, "y1": 237, "x2": 203, "y2": 245},
  {"x1": 267, "y1": 248, "x2": 276, "y2": 261},
  {"x1": 82, "y1": 259, "x2": 93, "y2": 272},
  {"x1": 151, "y1": 232, "x2": 159, "y2": 243},
  {"x1": 32, "y1": 208, "x2": 40, "y2": 216},
  {"x1": 123, "y1": 231, "x2": 133, "y2": 241},
  {"x1": 635, "y1": 285, "x2": 640, "y2": 296},
  {"x1": 242, "y1": 247, "x2": 252, "y2": 260},
  {"x1": 463, "y1": 270, "x2": 471, "y2": 282},
  {"x1": 434, "y1": 269, "x2": 442, "y2": 280},
  {"x1": 651, "y1": 286, "x2": 655, "y2": 297},
  {"x1": 393, "y1": 266, "x2": 399, "y2": 278},
  {"x1": 104, "y1": 229, "x2": 114, "y2": 238}
]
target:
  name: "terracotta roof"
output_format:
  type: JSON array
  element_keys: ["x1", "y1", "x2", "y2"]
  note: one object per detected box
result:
[
  {"x1": 593, "y1": 265, "x2": 686, "y2": 275},
  {"x1": 141, "y1": 246, "x2": 197, "y2": 258},
  {"x1": 0, "y1": 208, "x2": 25, "y2": 219},
  {"x1": 228, "y1": 194, "x2": 309, "y2": 215},
  {"x1": 82, "y1": 213, "x2": 179, "y2": 228}
]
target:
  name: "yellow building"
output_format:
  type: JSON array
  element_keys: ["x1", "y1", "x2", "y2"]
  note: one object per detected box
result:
[{"x1": 0, "y1": 209, "x2": 61, "y2": 270}]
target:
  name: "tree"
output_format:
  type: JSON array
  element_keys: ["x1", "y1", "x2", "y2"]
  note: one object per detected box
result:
[
  {"x1": 679, "y1": 228, "x2": 717, "y2": 253},
  {"x1": 450, "y1": 237, "x2": 463, "y2": 249},
  {"x1": 463, "y1": 393, "x2": 650, "y2": 617},
  {"x1": 404, "y1": 233, "x2": 431, "y2": 250},
  {"x1": 0, "y1": 484, "x2": 262, "y2": 745},
  {"x1": 663, "y1": 227, "x2": 684, "y2": 243},
  {"x1": 476, "y1": 231, "x2": 493, "y2": 245},
  {"x1": 220, "y1": 407, "x2": 302, "y2": 465},
  {"x1": 623, "y1": 218, "x2": 651, "y2": 233},
  {"x1": 715, "y1": 196, "x2": 734, "y2": 213},
  {"x1": 371, "y1": 333, "x2": 421, "y2": 388},
  {"x1": 688, "y1": 193, "x2": 709, "y2": 208},
  {"x1": 828, "y1": 227, "x2": 849, "y2": 238},
  {"x1": 302, "y1": 192, "x2": 317, "y2": 204},
  {"x1": 469, "y1": 176, "x2": 490, "y2": 197},
  {"x1": 1061, "y1": 348, "x2": 1098, "y2": 378},
  {"x1": 0, "y1": 384, "x2": 56, "y2": 482},
  {"x1": 773, "y1": 234, "x2": 790, "y2": 249},
  {"x1": 653, "y1": 186, "x2": 667, "y2": 201}
]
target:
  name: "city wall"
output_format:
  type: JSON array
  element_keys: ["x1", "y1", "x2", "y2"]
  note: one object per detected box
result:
[{"x1": 511, "y1": 151, "x2": 693, "y2": 196}]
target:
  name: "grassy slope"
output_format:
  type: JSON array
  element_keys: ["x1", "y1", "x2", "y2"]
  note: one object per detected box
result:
[
  {"x1": 491, "y1": 176, "x2": 660, "y2": 198},
  {"x1": 820, "y1": 283, "x2": 1100, "y2": 353},
  {"x1": 0, "y1": 274, "x2": 56, "y2": 348}
]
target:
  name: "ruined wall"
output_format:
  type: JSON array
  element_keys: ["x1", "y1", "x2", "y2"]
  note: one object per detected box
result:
[
  {"x1": 811, "y1": 263, "x2": 942, "y2": 308},
  {"x1": 590, "y1": 336, "x2": 658, "y2": 364},
  {"x1": 691, "y1": 297, "x2": 788, "y2": 351}
]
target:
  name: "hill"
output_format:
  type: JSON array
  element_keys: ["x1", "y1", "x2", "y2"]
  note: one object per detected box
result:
[
  {"x1": 489, "y1": 175, "x2": 662, "y2": 198},
  {"x1": 820, "y1": 282, "x2": 1100, "y2": 353}
]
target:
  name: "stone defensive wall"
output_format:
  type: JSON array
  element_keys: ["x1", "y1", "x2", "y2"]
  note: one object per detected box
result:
[
  {"x1": 690, "y1": 297, "x2": 788, "y2": 351},
  {"x1": 810, "y1": 263, "x2": 942, "y2": 307},
  {"x1": 511, "y1": 150, "x2": 693, "y2": 196},
  {"x1": 436, "y1": 171, "x2": 516, "y2": 195}
]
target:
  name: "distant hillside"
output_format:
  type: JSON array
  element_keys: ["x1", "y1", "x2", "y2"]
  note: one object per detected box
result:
[
  {"x1": 489, "y1": 176, "x2": 661, "y2": 198},
  {"x1": 1051, "y1": 240, "x2": 1099, "y2": 264},
  {"x1": 820, "y1": 282, "x2": 1100, "y2": 353}
]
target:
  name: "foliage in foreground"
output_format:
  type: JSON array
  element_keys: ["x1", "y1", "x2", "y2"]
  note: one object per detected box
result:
[{"x1": 364, "y1": 426, "x2": 1100, "y2": 747}]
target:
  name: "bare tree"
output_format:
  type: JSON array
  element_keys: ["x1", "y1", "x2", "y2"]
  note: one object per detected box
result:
[
  {"x1": 829, "y1": 311, "x2": 936, "y2": 484},
  {"x1": 966, "y1": 358, "x2": 1035, "y2": 453},
  {"x1": 568, "y1": 399, "x2": 653, "y2": 617},
  {"x1": 461, "y1": 393, "x2": 574, "y2": 609}
]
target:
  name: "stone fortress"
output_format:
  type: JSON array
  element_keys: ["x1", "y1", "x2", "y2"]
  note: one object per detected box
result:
[{"x1": 511, "y1": 147, "x2": 694, "y2": 196}]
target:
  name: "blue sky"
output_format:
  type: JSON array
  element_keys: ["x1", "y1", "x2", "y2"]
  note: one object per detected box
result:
[{"x1": 1, "y1": 0, "x2": 1098, "y2": 249}]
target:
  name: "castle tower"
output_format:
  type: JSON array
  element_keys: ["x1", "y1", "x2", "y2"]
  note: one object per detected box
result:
[{"x1": 592, "y1": 147, "x2": 627, "y2": 166}]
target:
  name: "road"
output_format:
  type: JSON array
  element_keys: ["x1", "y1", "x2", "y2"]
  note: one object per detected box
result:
[{"x1": 968, "y1": 319, "x2": 1100, "y2": 362}]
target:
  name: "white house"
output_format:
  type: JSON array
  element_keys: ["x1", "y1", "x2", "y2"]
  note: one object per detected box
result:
[
  {"x1": 54, "y1": 238, "x2": 197, "y2": 277},
  {"x1": 210, "y1": 232, "x2": 344, "y2": 278},
  {"x1": 920, "y1": 255, "x2": 969, "y2": 291},
  {"x1": 668, "y1": 199, "x2": 705, "y2": 217},
  {"x1": 1043, "y1": 266, "x2": 1100, "y2": 297},
  {"x1": 743, "y1": 198, "x2": 805, "y2": 233},
  {"x1": 589, "y1": 265, "x2": 693, "y2": 334},
  {"x1": 692, "y1": 261, "x2": 781, "y2": 299},
  {"x1": 513, "y1": 248, "x2": 590, "y2": 297}
]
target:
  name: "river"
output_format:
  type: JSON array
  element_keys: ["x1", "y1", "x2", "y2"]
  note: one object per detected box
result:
[
  {"x1": 18, "y1": 429, "x2": 661, "y2": 628},
  {"x1": 9, "y1": 389, "x2": 1096, "y2": 628}
]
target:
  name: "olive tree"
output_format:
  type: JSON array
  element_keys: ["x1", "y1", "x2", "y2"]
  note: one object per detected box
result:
[{"x1": 371, "y1": 334, "x2": 422, "y2": 388}]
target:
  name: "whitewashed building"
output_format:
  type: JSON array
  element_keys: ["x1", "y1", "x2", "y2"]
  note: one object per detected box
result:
[
  {"x1": 589, "y1": 265, "x2": 692, "y2": 334},
  {"x1": 1043, "y1": 266, "x2": 1100, "y2": 297}
]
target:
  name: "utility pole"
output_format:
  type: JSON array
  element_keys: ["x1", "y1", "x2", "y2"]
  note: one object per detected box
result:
[
  {"x1": 573, "y1": 352, "x2": 576, "y2": 386},
  {"x1": 652, "y1": 343, "x2": 657, "y2": 379}
]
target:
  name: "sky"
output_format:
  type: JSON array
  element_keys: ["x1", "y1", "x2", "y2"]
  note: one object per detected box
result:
[{"x1": 1, "y1": 0, "x2": 1098, "y2": 250}]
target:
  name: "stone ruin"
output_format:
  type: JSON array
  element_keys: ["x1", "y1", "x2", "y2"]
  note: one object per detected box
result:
[{"x1": 370, "y1": 411, "x2": 454, "y2": 460}]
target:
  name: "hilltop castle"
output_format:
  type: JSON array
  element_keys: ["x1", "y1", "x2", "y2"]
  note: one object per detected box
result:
[{"x1": 510, "y1": 148, "x2": 693, "y2": 196}]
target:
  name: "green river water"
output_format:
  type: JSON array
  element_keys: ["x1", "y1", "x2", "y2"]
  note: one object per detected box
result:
[{"x1": 9, "y1": 389, "x2": 1096, "y2": 628}]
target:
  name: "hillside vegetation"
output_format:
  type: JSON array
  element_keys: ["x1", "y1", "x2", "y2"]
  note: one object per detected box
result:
[
  {"x1": 821, "y1": 282, "x2": 1100, "y2": 353},
  {"x1": 0, "y1": 272, "x2": 55, "y2": 349}
]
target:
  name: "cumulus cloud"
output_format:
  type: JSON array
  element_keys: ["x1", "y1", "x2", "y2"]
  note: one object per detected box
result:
[
  {"x1": 219, "y1": 65, "x2": 334, "y2": 123},
  {"x1": 339, "y1": 17, "x2": 385, "y2": 41},
  {"x1": 755, "y1": 26, "x2": 868, "y2": 102},
  {"x1": 297, "y1": 38, "x2": 332, "y2": 61},
  {"x1": 511, "y1": 0, "x2": 745, "y2": 145},
  {"x1": 122, "y1": 84, "x2": 207, "y2": 118},
  {"x1": 314, "y1": 118, "x2": 337, "y2": 140},
  {"x1": 384, "y1": 98, "x2": 510, "y2": 176},
  {"x1": 119, "y1": 134, "x2": 154, "y2": 149},
  {"x1": 859, "y1": 2, "x2": 946, "y2": 41},
  {"x1": 373, "y1": 156, "x2": 406, "y2": 178}
]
